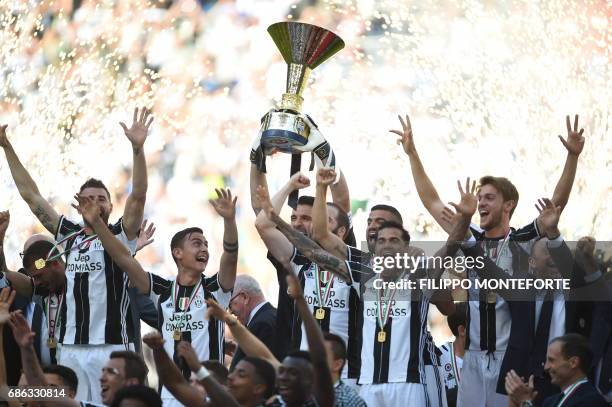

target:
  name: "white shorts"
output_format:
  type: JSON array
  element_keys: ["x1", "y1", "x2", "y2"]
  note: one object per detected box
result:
[
  {"x1": 424, "y1": 365, "x2": 448, "y2": 407},
  {"x1": 58, "y1": 343, "x2": 134, "y2": 403},
  {"x1": 457, "y1": 350, "x2": 507, "y2": 407},
  {"x1": 360, "y1": 382, "x2": 426, "y2": 407}
]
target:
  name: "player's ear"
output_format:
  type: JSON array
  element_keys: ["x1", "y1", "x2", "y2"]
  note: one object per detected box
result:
[{"x1": 172, "y1": 247, "x2": 183, "y2": 261}]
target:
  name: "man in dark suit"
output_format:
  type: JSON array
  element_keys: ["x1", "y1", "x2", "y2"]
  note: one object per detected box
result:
[
  {"x1": 506, "y1": 333, "x2": 608, "y2": 407},
  {"x1": 228, "y1": 274, "x2": 276, "y2": 370}
]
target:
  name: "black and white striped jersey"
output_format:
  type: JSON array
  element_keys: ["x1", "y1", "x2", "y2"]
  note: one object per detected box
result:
[
  {"x1": 284, "y1": 248, "x2": 363, "y2": 380},
  {"x1": 465, "y1": 220, "x2": 540, "y2": 352},
  {"x1": 347, "y1": 260, "x2": 431, "y2": 385},
  {"x1": 439, "y1": 342, "x2": 462, "y2": 406},
  {"x1": 148, "y1": 272, "x2": 230, "y2": 377},
  {"x1": 55, "y1": 216, "x2": 136, "y2": 345}
]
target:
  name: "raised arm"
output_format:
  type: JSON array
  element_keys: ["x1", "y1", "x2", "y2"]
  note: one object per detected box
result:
[
  {"x1": 209, "y1": 188, "x2": 238, "y2": 292},
  {"x1": 311, "y1": 168, "x2": 349, "y2": 259},
  {"x1": 551, "y1": 114, "x2": 585, "y2": 212},
  {"x1": 120, "y1": 108, "x2": 153, "y2": 240},
  {"x1": 253, "y1": 174, "x2": 309, "y2": 268},
  {"x1": 142, "y1": 332, "x2": 208, "y2": 407},
  {"x1": 329, "y1": 170, "x2": 350, "y2": 213},
  {"x1": 73, "y1": 195, "x2": 149, "y2": 294},
  {"x1": 0, "y1": 211, "x2": 33, "y2": 298},
  {"x1": 176, "y1": 341, "x2": 241, "y2": 407},
  {"x1": 286, "y1": 269, "x2": 335, "y2": 407},
  {"x1": 0, "y1": 126, "x2": 60, "y2": 234},
  {"x1": 206, "y1": 299, "x2": 280, "y2": 370},
  {"x1": 255, "y1": 185, "x2": 353, "y2": 284},
  {"x1": 0, "y1": 289, "x2": 16, "y2": 390},
  {"x1": 9, "y1": 310, "x2": 79, "y2": 407},
  {"x1": 390, "y1": 114, "x2": 453, "y2": 233}
]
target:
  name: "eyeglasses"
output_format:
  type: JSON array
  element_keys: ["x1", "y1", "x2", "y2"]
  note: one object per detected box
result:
[{"x1": 229, "y1": 292, "x2": 246, "y2": 306}]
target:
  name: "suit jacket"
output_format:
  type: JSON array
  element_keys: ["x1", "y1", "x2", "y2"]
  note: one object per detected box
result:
[
  {"x1": 542, "y1": 381, "x2": 608, "y2": 407},
  {"x1": 231, "y1": 302, "x2": 277, "y2": 370}
]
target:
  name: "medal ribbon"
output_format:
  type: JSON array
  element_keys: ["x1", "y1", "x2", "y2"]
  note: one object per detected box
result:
[
  {"x1": 172, "y1": 278, "x2": 203, "y2": 312},
  {"x1": 46, "y1": 290, "x2": 64, "y2": 343},
  {"x1": 556, "y1": 378, "x2": 587, "y2": 406},
  {"x1": 375, "y1": 276, "x2": 402, "y2": 331},
  {"x1": 315, "y1": 266, "x2": 334, "y2": 309},
  {"x1": 450, "y1": 344, "x2": 461, "y2": 384},
  {"x1": 46, "y1": 228, "x2": 98, "y2": 262}
]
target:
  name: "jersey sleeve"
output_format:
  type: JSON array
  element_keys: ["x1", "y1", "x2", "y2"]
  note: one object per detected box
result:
[
  {"x1": 205, "y1": 273, "x2": 232, "y2": 308},
  {"x1": 147, "y1": 272, "x2": 171, "y2": 303},
  {"x1": 513, "y1": 219, "x2": 541, "y2": 240},
  {"x1": 345, "y1": 259, "x2": 373, "y2": 295},
  {"x1": 55, "y1": 216, "x2": 82, "y2": 243},
  {"x1": 110, "y1": 218, "x2": 138, "y2": 255}
]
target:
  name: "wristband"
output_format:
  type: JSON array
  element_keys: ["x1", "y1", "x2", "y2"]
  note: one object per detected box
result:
[
  {"x1": 223, "y1": 240, "x2": 238, "y2": 253},
  {"x1": 195, "y1": 366, "x2": 210, "y2": 381}
]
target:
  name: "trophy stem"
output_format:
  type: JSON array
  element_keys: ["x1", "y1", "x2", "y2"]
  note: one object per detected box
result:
[{"x1": 281, "y1": 64, "x2": 311, "y2": 112}]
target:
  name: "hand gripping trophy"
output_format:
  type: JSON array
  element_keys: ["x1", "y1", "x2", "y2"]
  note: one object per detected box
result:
[{"x1": 250, "y1": 21, "x2": 345, "y2": 208}]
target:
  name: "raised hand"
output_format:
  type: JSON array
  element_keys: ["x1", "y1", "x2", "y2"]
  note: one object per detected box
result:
[
  {"x1": 142, "y1": 331, "x2": 165, "y2": 350},
  {"x1": 120, "y1": 107, "x2": 154, "y2": 149},
  {"x1": 289, "y1": 172, "x2": 311, "y2": 191},
  {"x1": 558, "y1": 114, "x2": 585, "y2": 156},
  {"x1": 575, "y1": 236, "x2": 597, "y2": 275},
  {"x1": 8, "y1": 311, "x2": 35, "y2": 349},
  {"x1": 0, "y1": 288, "x2": 16, "y2": 325},
  {"x1": 71, "y1": 194, "x2": 101, "y2": 225},
  {"x1": 0, "y1": 125, "x2": 9, "y2": 148},
  {"x1": 316, "y1": 168, "x2": 336, "y2": 187},
  {"x1": 535, "y1": 198, "x2": 561, "y2": 237},
  {"x1": 255, "y1": 185, "x2": 273, "y2": 217},
  {"x1": 285, "y1": 269, "x2": 304, "y2": 300},
  {"x1": 0, "y1": 211, "x2": 9, "y2": 241},
  {"x1": 205, "y1": 298, "x2": 231, "y2": 322},
  {"x1": 209, "y1": 188, "x2": 237, "y2": 220},
  {"x1": 177, "y1": 341, "x2": 202, "y2": 372},
  {"x1": 136, "y1": 219, "x2": 156, "y2": 252},
  {"x1": 389, "y1": 114, "x2": 416, "y2": 156},
  {"x1": 449, "y1": 178, "x2": 477, "y2": 218}
]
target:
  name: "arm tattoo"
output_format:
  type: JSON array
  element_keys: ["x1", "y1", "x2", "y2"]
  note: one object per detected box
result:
[
  {"x1": 270, "y1": 212, "x2": 351, "y2": 283},
  {"x1": 33, "y1": 205, "x2": 56, "y2": 234},
  {"x1": 0, "y1": 246, "x2": 5, "y2": 273}
]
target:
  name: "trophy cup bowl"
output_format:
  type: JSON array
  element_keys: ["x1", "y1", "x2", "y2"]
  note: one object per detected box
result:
[{"x1": 261, "y1": 22, "x2": 345, "y2": 154}]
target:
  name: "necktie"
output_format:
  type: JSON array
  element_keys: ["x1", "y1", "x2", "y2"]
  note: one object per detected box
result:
[{"x1": 533, "y1": 291, "x2": 554, "y2": 376}]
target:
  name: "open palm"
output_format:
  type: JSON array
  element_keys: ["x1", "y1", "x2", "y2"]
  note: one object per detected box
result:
[
  {"x1": 210, "y1": 188, "x2": 237, "y2": 219},
  {"x1": 558, "y1": 114, "x2": 585, "y2": 156},
  {"x1": 120, "y1": 107, "x2": 153, "y2": 148}
]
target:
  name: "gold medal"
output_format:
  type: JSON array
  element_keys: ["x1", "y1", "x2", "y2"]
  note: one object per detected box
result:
[
  {"x1": 487, "y1": 291, "x2": 497, "y2": 304},
  {"x1": 35, "y1": 258, "x2": 46, "y2": 270},
  {"x1": 377, "y1": 331, "x2": 387, "y2": 343},
  {"x1": 173, "y1": 330, "x2": 181, "y2": 341},
  {"x1": 47, "y1": 338, "x2": 57, "y2": 349},
  {"x1": 315, "y1": 308, "x2": 325, "y2": 320}
]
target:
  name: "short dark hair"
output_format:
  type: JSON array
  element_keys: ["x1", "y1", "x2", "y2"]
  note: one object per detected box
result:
[
  {"x1": 79, "y1": 178, "x2": 111, "y2": 200},
  {"x1": 478, "y1": 176, "x2": 519, "y2": 218},
  {"x1": 375, "y1": 221, "x2": 411, "y2": 244},
  {"x1": 42, "y1": 365, "x2": 78, "y2": 394},
  {"x1": 297, "y1": 195, "x2": 315, "y2": 207},
  {"x1": 202, "y1": 360, "x2": 228, "y2": 385},
  {"x1": 109, "y1": 351, "x2": 147, "y2": 384},
  {"x1": 327, "y1": 202, "x2": 350, "y2": 237},
  {"x1": 170, "y1": 227, "x2": 204, "y2": 263},
  {"x1": 550, "y1": 333, "x2": 593, "y2": 374},
  {"x1": 371, "y1": 204, "x2": 403, "y2": 225},
  {"x1": 110, "y1": 385, "x2": 161, "y2": 407},
  {"x1": 286, "y1": 349, "x2": 311, "y2": 363},
  {"x1": 324, "y1": 332, "x2": 347, "y2": 372},
  {"x1": 23, "y1": 240, "x2": 56, "y2": 269},
  {"x1": 242, "y1": 357, "x2": 276, "y2": 399},
  {"x1": 447, "y1": 302, "x2": 468, "y2": 337}
]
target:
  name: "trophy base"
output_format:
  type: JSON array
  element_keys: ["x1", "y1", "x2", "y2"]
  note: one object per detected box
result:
[{"x1": 261, "y1": 110, "x2": 310, "y2": 154}]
